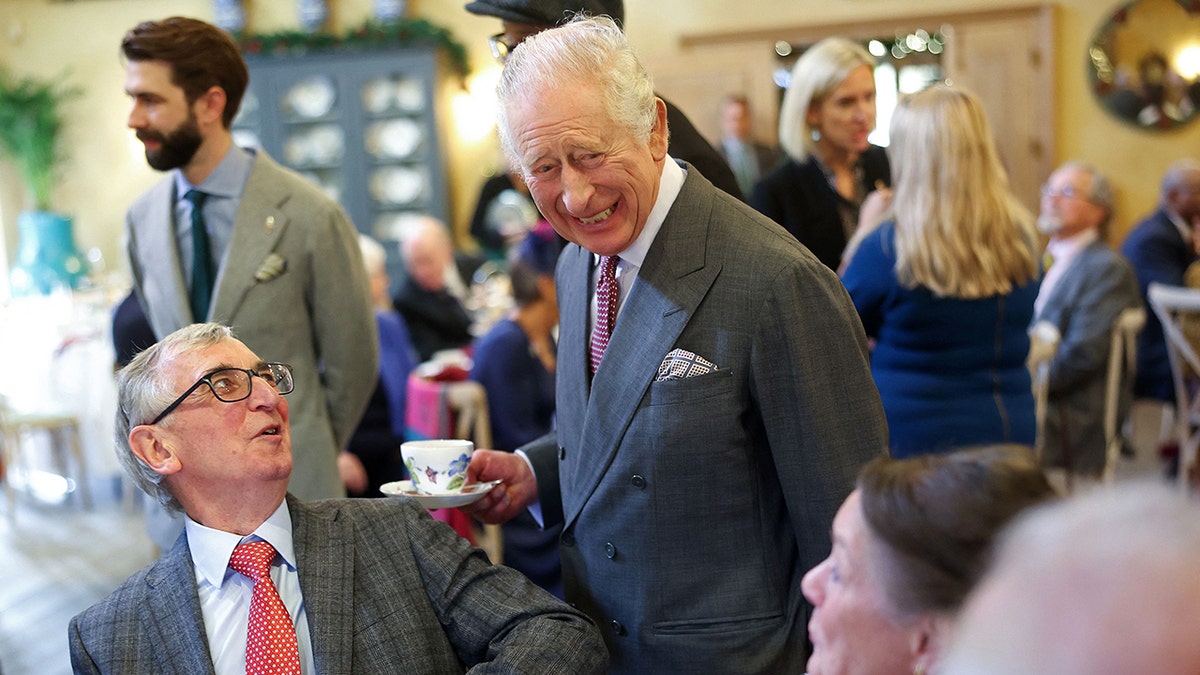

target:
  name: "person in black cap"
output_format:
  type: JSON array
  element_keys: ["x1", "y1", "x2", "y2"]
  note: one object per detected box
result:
[{"x1": 464, "y1": 0, "x2": 745, "y2": 202}]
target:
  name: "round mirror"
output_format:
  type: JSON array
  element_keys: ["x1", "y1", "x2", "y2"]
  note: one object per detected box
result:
[{"x1": 1088, "y1": 0, "x2": 1200, "y2": 129}]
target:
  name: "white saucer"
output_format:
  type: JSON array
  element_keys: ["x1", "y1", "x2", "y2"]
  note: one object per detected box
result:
[{"x1": 380, "y1": 479, "x2": 501, "y2": 508}]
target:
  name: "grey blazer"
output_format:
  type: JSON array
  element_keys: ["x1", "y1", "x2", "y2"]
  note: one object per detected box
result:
[
  {"x1": 126, "y1": 151, "x2": 378, "y2": 500},
  {"x1": 1035, "y1": 240, "x2": 1142, "y2": 474},
  {"x1": 68, "y1": 496, "x2": 608, "y2": 674},
  {"x1": 527, "y1": 163, "x2": 887, "y2": 673}
]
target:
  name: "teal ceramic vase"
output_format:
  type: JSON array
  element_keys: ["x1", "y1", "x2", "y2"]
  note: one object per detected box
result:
[{"x1": 9, "y1": 211, "x2": 87, "y2": 296}]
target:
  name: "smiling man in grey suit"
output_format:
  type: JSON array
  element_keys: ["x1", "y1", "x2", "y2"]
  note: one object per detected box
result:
[
  {"x1": 69, "y1": 323, "x2": 607, "y2": 674},
  {"x1": 1034, "y1": 162, "x2": 1141, "y2": 478},
  {"x1": 465, "y1": 16, "x2": 887, "y2": 673},
  {"x1": 120, "y1": 17, "x2": 376, "y2": 523}
]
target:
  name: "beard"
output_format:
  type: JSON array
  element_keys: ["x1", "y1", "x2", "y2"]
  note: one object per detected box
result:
[
  {"x1": 139, "y1": 114, "x2": 203, "y2": 171},
  {"x1": 1036, "y1": 214, "x2": 1063, "y2": 235}
]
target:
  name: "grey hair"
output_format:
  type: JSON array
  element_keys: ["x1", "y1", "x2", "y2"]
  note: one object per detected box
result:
[
  {"x1": 778, "y1": 37, "x2": 875, "y2": 163},
  {"x1": 496, "y1": 14, "x2": 658, "y2": 171},
  {"x1": 1058, "y1": 160, "x2": 1115, "y2": 229},
  {"x1": 113, "y1": 322, "x2": 235, "y2": 513},
  {"x1": 1161, "y1": 157, "x2": 1200, "y2": 200}
]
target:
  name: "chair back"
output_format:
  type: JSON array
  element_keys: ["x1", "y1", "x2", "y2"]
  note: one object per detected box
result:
[
  {"x1": 1102, "y1": 306, "x2": 1146, "y2": 483},
  {"x1": 1028, "y1": 320, "x2": 1062, "y2": 461},
  {"x1": 1147, "y1": 283, "x2": 1200, "y2": 490}
]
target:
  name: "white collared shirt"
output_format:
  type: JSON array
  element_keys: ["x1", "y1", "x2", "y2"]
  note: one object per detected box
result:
[
  {"x1": 187, "y1": 501, "x2": 315, "y2": 675},
  {"x1": 589, "y1": 157, "x2": 686, "y2": 330},
  {"x1": 172, "y1": 145, "x2": 255, "y2": 290},
  {"x1": 1035, "y1": 228, "x2": 1099, "y2": 316}
]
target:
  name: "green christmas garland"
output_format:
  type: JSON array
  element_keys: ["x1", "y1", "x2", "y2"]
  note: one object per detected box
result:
[{"x1": 238, "y1": 18, "x2": 470, "y2": 80}]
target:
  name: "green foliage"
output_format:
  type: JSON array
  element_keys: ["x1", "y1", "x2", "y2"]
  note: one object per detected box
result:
[
  {"x1": 0, "y1": 69, "x2": 79, "y2": 211},
  {"x1": 238, "y1": 18, "x2": 471, "y2": 82}
]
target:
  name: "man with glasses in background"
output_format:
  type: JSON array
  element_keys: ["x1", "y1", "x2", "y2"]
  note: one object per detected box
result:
[
  {"x1": 1033, "y1": 162, "x2": 1140, "y2": 480},
  {"x1": 466, "y1": 0, "x2": 747, "y2": 201},
  {"x1": 69, "y1": 322, "x2": 607, "y2": 674}
]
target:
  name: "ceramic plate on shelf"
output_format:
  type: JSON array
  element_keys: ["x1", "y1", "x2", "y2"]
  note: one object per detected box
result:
[
  {"x1": 380, "y1": 480, "x2": 501, "y2": 508},
  {"x1": 369, "y1": 166, "x2": 425, "y2": 205},
  {"x1": 365, "y1": 118, "x2": 422, "y2": 159},
  {"x1": 394, "y1": 77, "x2": 424, "y2": 111},
  {"x1": 284, "y1": 76, "x2": 336, "y2": 119},
  {"x1": 362, "y1": 78, "x2": 396, "y2": 114}
]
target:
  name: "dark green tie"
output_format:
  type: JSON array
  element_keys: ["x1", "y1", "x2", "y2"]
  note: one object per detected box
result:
[{"x1": 185, "y1": 189, "x2": 213, "y2": 320}]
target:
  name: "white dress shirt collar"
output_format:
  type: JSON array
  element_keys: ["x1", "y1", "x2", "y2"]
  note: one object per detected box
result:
[
  {"x1": 600, "y1": 156, "x2": 685, "y2": 270},
  {"x1": 186, "y1": 499, "x2": 297, "y2": 589},
  {"x1": 1036, "y1": 228, "x2": 1099, "y2": 316}
]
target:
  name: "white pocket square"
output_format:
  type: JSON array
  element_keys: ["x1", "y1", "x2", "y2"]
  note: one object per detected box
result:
[
  {"x1": 656, "y1": 348, "x2": 718, "y2": 381},
  {"x1": 254, "y1": 253, "x2": 288, "y2": 282}
]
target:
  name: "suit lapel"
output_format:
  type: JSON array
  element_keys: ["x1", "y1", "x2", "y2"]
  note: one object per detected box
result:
[
  {"x1": 142, "y1": 534, "x2": 217, "y2": 674},
  {"x1": 557, "y1": 244, "x2": 593, "y2": 455},
  {"x1": 1039, "y1": 241, "x2": 1101, "y2": 319},
  {"x1": 211, "y1": 154, "x2": 290, "y2": 322},
  {"x1": 562, "y1": 168, "x2": 722, "y2": 523},
  {"x1": 290, "y1": 496, "x2": 354, "y2": 674},
  {"x1": 136, "y1": 178, "x2": 194, "y2": 334}
]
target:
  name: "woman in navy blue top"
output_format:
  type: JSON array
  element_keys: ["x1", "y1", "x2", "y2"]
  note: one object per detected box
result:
[
  {"x1": 841, "y1": 85, "x2": 1040, "y2": 458},
  {"x1": 471, "y1": 226, "x2": 563, "y2": 596}
]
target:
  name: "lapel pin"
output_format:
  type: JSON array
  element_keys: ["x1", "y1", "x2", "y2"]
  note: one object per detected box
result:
[{"x1": 265, "y1": 216, "x2": 275, "y2": 233}]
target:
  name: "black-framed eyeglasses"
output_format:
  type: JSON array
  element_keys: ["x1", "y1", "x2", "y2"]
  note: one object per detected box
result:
[
  {"x1": 150, "y1": 363, "x2": 294, "y2": 425},
  {"x1": 488, "y1": 32, "x2": 514, "y2": 64}
]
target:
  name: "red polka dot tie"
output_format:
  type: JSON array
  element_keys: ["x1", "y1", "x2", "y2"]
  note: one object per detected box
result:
[
  {"x1": 228, "y1": 541, "x2": 301, "y2": 675},
  {"x1": 590, "y1": 255, "x2": 620, "y2": 374}
]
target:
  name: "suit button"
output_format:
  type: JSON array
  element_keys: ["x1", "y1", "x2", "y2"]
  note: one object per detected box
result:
[
  {"x1": 611, "y1": 620, "x2": 627, "y2": 637},
  {"x1": 605, "y1": 542, "x2": 617, "y2": 559},
  {"x1": 561, "y1": 532, "x2": 576, "y2": 547},
  {"x1": 558, "y1": 446, "x2": 566, "y2": 460},
  {"x1": 631, "y1": 474, "x2": 646, "y2": 489}
]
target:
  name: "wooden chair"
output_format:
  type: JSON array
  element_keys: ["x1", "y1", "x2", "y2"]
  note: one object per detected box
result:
[
  {"x1": 1028, "y1": 320, "x2": 1062, "y2": 462},
  {"x1": 0, "y1": 394, "x2": 92, "y2": 518},
  {"x1": 1102, "y1": 307, "x2": 1146, "y2": 484},
  {"x1": 1147, "y1": 283, "x2": 1200, "y2": 491}
]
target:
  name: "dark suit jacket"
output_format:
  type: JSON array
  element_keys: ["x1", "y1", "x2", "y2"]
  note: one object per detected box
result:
[
  {"x1": 526, "y1": 163, "x2": 886, "y2": 673},
  {"x1": 1121, "y1": 208, "x2": 1197, "y2": 401},
  {"x1": 126, "y1": 150, "x2": 378, "y2": 501},
  {"x1": 662, "y1": 97, "x2": 744, "y2": 202},
  {"x1": 393, "y1": 279, "x2": 474, "y2": 362},
  {"x1": 68, "y1": 496, "x2": 607, "y2": 674},
  {"x1": 749, "y1": 145, "x2": 891, "y2": 272},
  {"x1": 1035, "y1": 240, "x2": 1142, "y2": 474}
]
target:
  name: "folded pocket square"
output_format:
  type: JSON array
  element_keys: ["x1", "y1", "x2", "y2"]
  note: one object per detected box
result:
[
  {"x1": 656, "y1": 348, "x2": 718, "y2": 381},
  {"x1": 254, "y1": 253, "x2": 288, "y2": 282}
]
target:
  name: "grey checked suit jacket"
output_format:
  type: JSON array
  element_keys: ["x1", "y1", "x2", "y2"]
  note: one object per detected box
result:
[
  {"x1": 68, "y1": 496, "x2": 608, "y2": 674},
  {"x1": 526, "y1": 163, "x2": 887, "y2": 673},
  {"x1": 1035, "y1": 240, "x2": 1141, "y2": 474},
  {"x1": 126, "y1": 151, "x2": 378, "y2": 500}
]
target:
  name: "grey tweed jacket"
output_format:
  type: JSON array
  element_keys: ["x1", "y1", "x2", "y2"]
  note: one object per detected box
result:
[{"x1": 68, "y1": 496, "x2": 608, "y2": 674}]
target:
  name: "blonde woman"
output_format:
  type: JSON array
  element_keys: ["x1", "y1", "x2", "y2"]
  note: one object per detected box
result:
[
  {"x1": 750, "y1": 37, "x2": 890, "y2": 271},
  {"x1": 840, "y1": 85, "x2": 1040, "y2": 458}
]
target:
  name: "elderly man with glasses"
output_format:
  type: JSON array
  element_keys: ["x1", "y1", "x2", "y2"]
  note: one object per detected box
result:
[
  {"x1": 1033, "y1": 162, "x2": 1141, "y2": 479},
  {"x1": 68, "y1": 322, "x2": 607, "y2": 675},
  {"x1": 466, "y1": 0, "x2": 746, "y2": 202}
]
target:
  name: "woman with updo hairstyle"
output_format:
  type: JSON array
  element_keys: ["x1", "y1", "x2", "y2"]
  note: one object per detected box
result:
[
  {"x1": 750, "y1": 36, "x2": 890, "y2": 272},
  {"x1": 801, "y1": 445, "x2": 1056, "y2": 675}
]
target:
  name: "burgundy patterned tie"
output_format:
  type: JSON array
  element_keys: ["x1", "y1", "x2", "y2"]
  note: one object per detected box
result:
[
  {"x1": 228, "y1": 541, "x2": 301, "y2": 675},
  {"x1": 590, "y1": 255, "x2": 620, "y2": 374}
]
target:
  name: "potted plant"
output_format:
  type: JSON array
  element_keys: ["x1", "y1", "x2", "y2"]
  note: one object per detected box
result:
[{"x1": 0, "y1": 68, "x2": 85, "y2": 296}]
